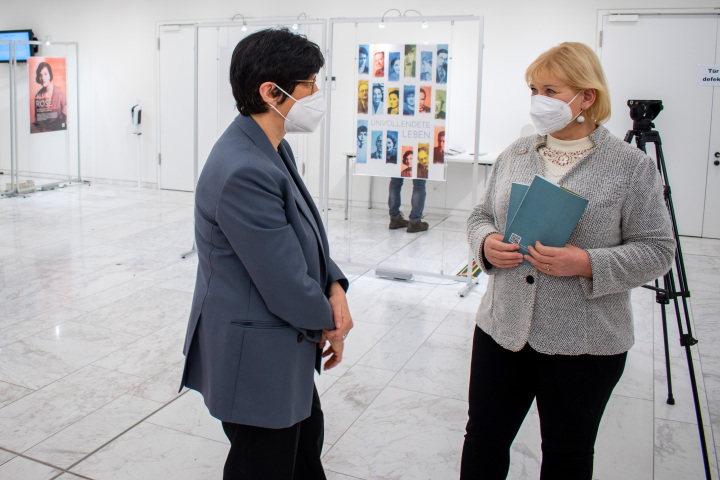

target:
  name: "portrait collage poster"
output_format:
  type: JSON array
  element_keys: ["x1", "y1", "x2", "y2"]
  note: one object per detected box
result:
[
  {"x1": 355, "y1": 43, "x2": 448, "y2": 181},
  {"x1": 28, "y1": 57, "x2": 68, "y2": 134}
]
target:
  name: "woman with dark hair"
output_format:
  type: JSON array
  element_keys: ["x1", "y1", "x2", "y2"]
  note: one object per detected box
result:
[
  {"x1": 32, "y1": 61, "x2": 67, "y2": 133},
  {"x1": 180, "y1": 28, "x2": 353, "y2": 480}
]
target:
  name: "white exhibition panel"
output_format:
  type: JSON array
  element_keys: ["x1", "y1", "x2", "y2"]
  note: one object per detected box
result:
[
  {"x1": 158, "y1": 20, "x2": 326, "y2": 194},
  {"x1": 328, "y1": 19, "x2": 483, "y2": 215},
  {"x1": 0, "y1": 40, "x2": 82, "y2": 195},
  {"x1": 599, "y1": 11, "x2": 720, "y2": 238},
  {"x1": 327, "y1": 16, "x2": 484, "y2": 279},
  {"x1": 158, "y1": 25, "x2": 195, "y2": 192},
  {"x1": 0, "y1": 42, "x2": 10, "y2": 189}
]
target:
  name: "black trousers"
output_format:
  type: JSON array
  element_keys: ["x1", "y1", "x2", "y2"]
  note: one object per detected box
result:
[
  {"x1": 460, "y1": 326, "x2": 627, "y2": 480},
  {"x1": 222, "y1": 386, "x2": 326, "y2": 480}
]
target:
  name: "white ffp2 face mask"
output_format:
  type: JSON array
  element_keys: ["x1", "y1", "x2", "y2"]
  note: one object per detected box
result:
[
  {"x1": 268, "y1": 84, "x2": 326, "y2": 134},
  {"x1": 529, "y1": 92, "x2": 581, "y2": 135}
]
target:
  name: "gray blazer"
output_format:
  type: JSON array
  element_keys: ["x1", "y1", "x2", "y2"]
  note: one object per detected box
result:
[
  {"x1": 180, "y1": 114, "x2": 347, "y2": 429},
  {"x1": 468, "y1": 126, "x2": 675, "y2": 356}
]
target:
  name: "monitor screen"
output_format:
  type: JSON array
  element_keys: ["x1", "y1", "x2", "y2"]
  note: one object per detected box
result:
[{"x1": 0, "y1": 30, "x2": 34, "y2": 63}]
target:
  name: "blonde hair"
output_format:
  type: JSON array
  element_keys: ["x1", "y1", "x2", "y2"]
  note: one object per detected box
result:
[{"x1": 525, "y1": 42, "x2": 611, "y2": 124}]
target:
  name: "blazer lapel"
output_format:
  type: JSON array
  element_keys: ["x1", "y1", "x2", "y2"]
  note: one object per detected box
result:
[
  {"x1": 234, "y1": 114, "x2": 328, "y2": 266},
  {"x1": 277, "y1": 141, "x2": 328, "y2": 259}
]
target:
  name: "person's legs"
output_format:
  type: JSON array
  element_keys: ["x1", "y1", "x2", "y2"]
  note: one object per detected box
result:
[
  {"x1": 293, "y1": 386, "x2": 327, "y2": 480},
  {"x1": 460, "y1": 326, "x2": 537, "y2": 479},
  {"x1": 388, "y1": 177, "x2": 409, "y2": 229},
  {"x1": 409, "y1": 179, "x2": 427, "y2": 222},
  {"x1": 388, "y1": 177, "x2": 403, "y2": 218},
  {"x1": 535, "y1": 351, "x2": 627, "y2": 480},
  {"x1": 221, "y1": 421, "x2": 300, "y2": 480}
]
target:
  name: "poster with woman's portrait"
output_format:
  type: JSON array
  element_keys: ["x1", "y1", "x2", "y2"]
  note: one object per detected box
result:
[
  {"x1": 29, "y1": 57, "x2": 68, "y2": 134},
  {"x1": 355, "y1": 43, "x2": 448, "y2": 181}
]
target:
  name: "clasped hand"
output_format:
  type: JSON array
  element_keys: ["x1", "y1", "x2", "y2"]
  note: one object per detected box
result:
[
  {"x1": 483, "y1": 234, "x2": 592, "y2": 277},
  {"x1": 319, "y1": 282, "x2": 354, "y2": 370}
]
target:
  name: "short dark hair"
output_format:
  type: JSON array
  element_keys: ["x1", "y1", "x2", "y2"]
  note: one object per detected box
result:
[
  {"x1": 230, "y1": 28, "x2": 324, "y2": 116},
  {"x1": 438, "y1": 130, "x2": 445, "y2": 140},
  {"x1": 403, "y1": 150, "x2": 413, "y2": 161},
  {"x1": 357, "y1": 125, "x2": 367, "y2": 134},
  {"x1": 437, "y1": 48, "x2": 448, "y2": 55},
  {"x1": 35, "y1": 62, "x2": 53, "y2": 85},
  {"x1": 359, "y1": 46, "x2": 368, "y2": 56}
]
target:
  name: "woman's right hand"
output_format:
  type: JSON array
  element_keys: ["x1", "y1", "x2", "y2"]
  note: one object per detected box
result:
[
  {"x1": 483, "y1": 233, "x2": 523, "y2": 268},
  {"x1": 320, "y1": 335, "x2": 344, "y2": 370}
]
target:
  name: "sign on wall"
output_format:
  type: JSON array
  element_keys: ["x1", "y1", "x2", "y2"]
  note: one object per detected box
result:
[
  {"x1": 28, "y1": 57, "x2": 68, "y2": 134},
  {"x1": 355, "y1": 43, "x2": 448, "y2": 181}
]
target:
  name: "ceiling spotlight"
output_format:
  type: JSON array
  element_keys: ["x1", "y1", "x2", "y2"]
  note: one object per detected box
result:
[
  {"x1": 232, "y1": 14, "x2": 248, "y2": 32},
  {"x1": 421, "y1": 21, "x2": 428, "y2": 29},
  {"x1": 44, "y1": 35, "x2": 52, "y2": 45},
  {"x1": 379, "y1": 9, "x2": 401, "y2": 29},
  {"x1": 293, "y1": 13, "x2": 307, "y2": 31}
]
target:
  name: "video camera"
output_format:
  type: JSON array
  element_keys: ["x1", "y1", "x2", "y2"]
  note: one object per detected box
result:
[{"x1": 627, "y1": 99, "x2": 663, "y2": 132}]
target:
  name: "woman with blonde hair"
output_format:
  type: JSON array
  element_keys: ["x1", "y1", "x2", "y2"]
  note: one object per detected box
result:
[{"x1": 461, "y1": 42, "x2": 675, "y2": 479}]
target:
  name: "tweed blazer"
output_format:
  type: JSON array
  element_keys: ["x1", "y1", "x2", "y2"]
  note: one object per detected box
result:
[{"x1": 467, "y1": 126, "x2": 676, "y2": 355}]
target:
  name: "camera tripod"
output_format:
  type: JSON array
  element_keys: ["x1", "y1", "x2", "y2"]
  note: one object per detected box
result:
[{"x1": 624, "y1": 102, "x2": 712, "y2": 480}]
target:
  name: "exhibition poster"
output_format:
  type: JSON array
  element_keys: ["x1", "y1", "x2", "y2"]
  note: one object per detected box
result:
[
  {"x1": 355, "y1": 43, "x2": 448, "y2": 181},
  {"x1": 29, "y1": 57, "x2": 68, "y2": 134}
]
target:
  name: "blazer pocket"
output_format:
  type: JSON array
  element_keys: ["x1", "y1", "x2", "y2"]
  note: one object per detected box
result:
[{"x1": 230, "y1": 319, "x2": 289, "y2": 329}]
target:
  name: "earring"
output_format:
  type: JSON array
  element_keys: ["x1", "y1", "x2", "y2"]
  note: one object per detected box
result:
[{"x1": 576, "y1": 109, "x2": 585, "y2": 124}]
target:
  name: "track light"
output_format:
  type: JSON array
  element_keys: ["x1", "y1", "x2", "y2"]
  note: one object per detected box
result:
[{"x1": 380, "y1": 9, "x2": 402, "y2": 29}]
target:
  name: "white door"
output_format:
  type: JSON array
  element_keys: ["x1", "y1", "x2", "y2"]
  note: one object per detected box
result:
[
  {"x1": 704, "y1": 69, "x2": 720, "y2": 238},
  {"x1": 599, "y1": 12, "x2": 720, "y2": 238},
  {"x1": 158, "y1": 24, "x2": 195, "y2": 192}
]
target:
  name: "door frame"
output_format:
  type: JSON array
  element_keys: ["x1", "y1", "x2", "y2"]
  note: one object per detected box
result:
[{"x1": 597, "y1": 7, "x2": 719, "y2": 54}]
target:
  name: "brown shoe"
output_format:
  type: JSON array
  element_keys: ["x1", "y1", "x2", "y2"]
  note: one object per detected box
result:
[
  {"x1": 407, "y1": 220, "x2": 429, "y2": 233},
  {"x1": 389, "y1": 213, "x2": 410, "y2": 229}
]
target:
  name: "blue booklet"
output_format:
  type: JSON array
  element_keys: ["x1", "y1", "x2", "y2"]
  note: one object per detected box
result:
[{"x1": 503, "y1": 175, "x2": 589, "y2": 264}]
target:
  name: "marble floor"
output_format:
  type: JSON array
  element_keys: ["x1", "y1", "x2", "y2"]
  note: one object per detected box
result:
[{"x1": 0, "y1": 183, "x2": 718, "y2": 480}]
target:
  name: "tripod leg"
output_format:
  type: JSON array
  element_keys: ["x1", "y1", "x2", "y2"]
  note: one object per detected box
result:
[
  {"x1": 665, "y1": 269, "x2": 713, "y2": 480},
  {"x1": 657, "y1": 277, "x2": 675, "y2": 405}
]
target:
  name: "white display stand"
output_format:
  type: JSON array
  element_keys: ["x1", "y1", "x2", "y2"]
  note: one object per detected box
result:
[
  {"x1": 158, "y1": 17, "x2": 328, "y2": 257},
  {"x1": 3, "y1": 39, "x2": 86, "y2": 197},
  {"x1": 1, "y1": 40, "x2": 11, "y2": 195},
  {"x1": 326, "y1": 15, "x2": 485, "y2": 294}
]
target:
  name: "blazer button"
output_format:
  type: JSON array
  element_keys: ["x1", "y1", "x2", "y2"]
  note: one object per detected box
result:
[
  {"x1": 297, "y1": 333, "x2": 305, "y2": 343},
  {"x1": 526, "y1": 275, "x2": 535, "y2": 284}
]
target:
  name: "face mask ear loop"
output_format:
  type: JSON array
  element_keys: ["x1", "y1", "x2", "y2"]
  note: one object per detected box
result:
[
  {"x1": 273, "y1": 83, "x2": 298, "y2": 103},
  {"x1": 267, "y1": 102, "x2": 287, "y2": 120}
]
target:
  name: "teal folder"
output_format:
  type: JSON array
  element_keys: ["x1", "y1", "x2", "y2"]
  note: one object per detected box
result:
[
  {"x1": 503, "y1": 175, "x2": 589, "y2": 263},
  {"x1": 506, "y1": 182, "x2": 529, "y2": 227}
]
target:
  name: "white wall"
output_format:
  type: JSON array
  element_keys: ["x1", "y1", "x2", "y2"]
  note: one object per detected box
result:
[{"x1": 0, "y1": 0, "x2": 713, "y2": 188}]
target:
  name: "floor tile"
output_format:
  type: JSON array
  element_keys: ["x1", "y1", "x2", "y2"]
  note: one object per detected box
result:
[
  {"x1": 322, "y1": 386, "x2": 466, "y2": 480},
  {"x1": 24, "y1": 394, "x2": 163, "y2": 469},
  {"x1": 70, "y1": 422, "x2": 226, "y2": 480},
  {"x1": 145, "y1": 390, "x2": 227, "y2": 444},
  {"x1": 389, "y1": 332, "x2": 472, "y2": 401},
  {"x1": 0, "y1": 365, "x2": 144, "y2": 453},
  {"x1": 0, "y1": 455, "x2": 62, "y2": 479}
]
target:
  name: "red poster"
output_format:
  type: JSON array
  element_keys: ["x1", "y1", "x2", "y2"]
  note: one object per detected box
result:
[{"x1": 29, "y1": 57, "x2": 67, "y2": 134}]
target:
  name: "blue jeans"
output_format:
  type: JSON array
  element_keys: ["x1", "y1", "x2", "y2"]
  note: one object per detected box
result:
[{"x1": 388, "y1": 178, "x2": 426, "y2": 222}]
